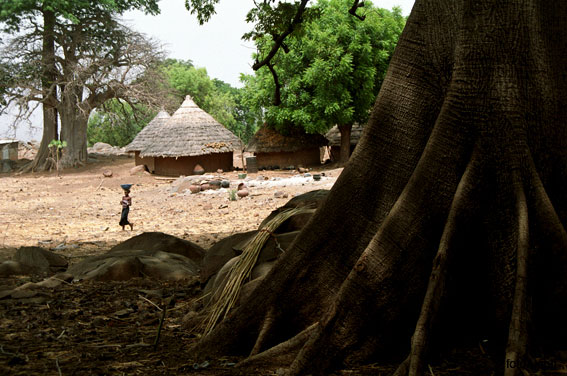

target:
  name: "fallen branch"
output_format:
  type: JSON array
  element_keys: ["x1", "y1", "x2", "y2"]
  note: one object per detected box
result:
[
  {"x1": 138, "y1": 294, "x2": 163, "y2": 311},
  {"x1": 154, "y1": 295, "x2": 175, "y2": 351}
]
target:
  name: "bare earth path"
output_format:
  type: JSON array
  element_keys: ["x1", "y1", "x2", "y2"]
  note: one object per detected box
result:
[{"x1": 0, "y1": 156, "x2": 340, "y2": 261}]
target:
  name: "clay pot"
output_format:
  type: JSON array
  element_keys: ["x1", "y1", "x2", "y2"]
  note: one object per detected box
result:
[
  {"x1": 189, "y1": 184, "x2": 201, "y2": 194},
  {"x1": 313, "y1": 174, "x2": 321, "y2": 181},
  {"x1": 237, "y1": 189, "x2": 249, "y2": 198},
  {"x1": 209, "y1": 180, "x2": 221, "y2": 190},
  {"x1": 221, "y1": 180, "x2": 230, "y2": 188},
  {"x1": 238, "y1": 173, "x2": 247, "y2": 179},
  {"x1": 193, "y1": 164, "x2": 205, "y2": 175},
  {"x1": 200, "y1": 183, "x2": 211, "y2": 191},
  {"x1": 237, "y1": 182, "x2": 247, "y2": 191}
]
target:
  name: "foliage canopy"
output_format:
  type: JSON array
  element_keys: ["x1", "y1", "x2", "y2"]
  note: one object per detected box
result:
[{"x1": 244, "y1": 0, "x2": 405, "y2": 135}]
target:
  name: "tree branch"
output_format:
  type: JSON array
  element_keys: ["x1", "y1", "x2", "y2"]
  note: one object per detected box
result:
[
  {"x1": 252, "y1": 0, "x2": 310, "y2": 71},
  {"x1": 348, "y1": 0, "x2": 366, "y2": 21},
  {"x1": 267, "y1": 62, "x2": 281, "y2": 106}
]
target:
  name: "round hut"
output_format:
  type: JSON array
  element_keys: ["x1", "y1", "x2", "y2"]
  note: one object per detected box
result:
[
  {"x1": 246, "y1": 125, "x2": 328, "y2": 169},
  {"x1": 126, "y1": 110, "x2": 171, "y2": 173},
  {"x1": 324, "y1": 123, "x2": 364, "y2": 162},
  {"x1": 127, "y1": 96, "x2": 241, "y2": 176}
]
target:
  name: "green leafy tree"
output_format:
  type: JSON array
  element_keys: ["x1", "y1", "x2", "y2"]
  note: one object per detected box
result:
[
  {"x1": 87, "y1": 100, "x2": 155, "y2": 147},
  {"x1": 213, "y1": 78, "x2": 262, "y2": 143},
  {"x1": 0, "y1": 0, "x2": 162, "y2": 170},
  {"x1": 162, "y1": 59, "x2": 260, "y2": 143},
  {"x1": 250, "y1": 0, "x2": 405, "y2": 163}
]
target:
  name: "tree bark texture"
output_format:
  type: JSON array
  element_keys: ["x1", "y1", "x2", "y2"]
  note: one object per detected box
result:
[
  {"x1": 193, "y1": 1, "x2": 567, "y2": 375},
  {"x1": 59, "y1": 92, "x2": 89, "y2": 168},
  {"x1": 31, "y1": 8, "x2": 58, "y2": 171}
]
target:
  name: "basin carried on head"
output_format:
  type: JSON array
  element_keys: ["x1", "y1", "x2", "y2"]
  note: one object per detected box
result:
[{"x1": 120, "y1": 184, "x2": 133, "y2": 191}]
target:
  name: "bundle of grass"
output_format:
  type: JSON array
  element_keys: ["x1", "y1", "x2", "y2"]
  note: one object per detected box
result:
[{"x1": 202, "y1": 207, "x2": 311, "y2": 336}]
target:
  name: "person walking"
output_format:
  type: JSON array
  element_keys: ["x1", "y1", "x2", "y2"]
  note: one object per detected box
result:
[{"x1": 119, "y1": 185, "x2": 134, "y2": 230}]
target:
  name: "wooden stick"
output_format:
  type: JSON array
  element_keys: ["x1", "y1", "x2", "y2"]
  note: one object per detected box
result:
[
  {"x1": 138, "y1": 294, "x2": 163, "y2": 311},
  {"x1": 56, "y1": 358, "x2": 62, "y2": 376},
  {"x1": 153, "y1": 295, "x2": 175, "y2": 351}
]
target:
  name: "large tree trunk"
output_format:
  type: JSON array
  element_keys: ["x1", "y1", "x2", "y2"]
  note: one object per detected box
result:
[
  {"x1": 30, "y1": 8, "x2": 58, "y2": 171},
  {"x1": 59, "y1": 97, "x2": 89, "y2": 168},
  {"x1": 337, "y1": 123, "x2": 352, "y2": 164},
  {"x1": 192, "y1": 1, "x2": 567, "y2": 375}
]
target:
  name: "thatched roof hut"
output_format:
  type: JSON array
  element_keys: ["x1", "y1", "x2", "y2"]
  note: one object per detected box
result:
[
  {"x1": 138, "y1": 96, "x2": 240, "y2": 158},
  {"x1": 325, "y1": 123, "x2": 364, "y2": 162},
  {"x1": 128, "y1": 96, "x2": 241, "y2": 176},
  {"x1": 246, "y1": 125, "x2": 327, "y2": 169},
  {"x1": 125, "y1": 110, "x2": 171, "y2": 153},
  {"x1": 325, "y1": 123, "x2": 364, "y2": 147}
]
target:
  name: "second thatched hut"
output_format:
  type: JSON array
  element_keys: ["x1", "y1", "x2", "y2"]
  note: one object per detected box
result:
[
  {"x1": 325, "y1": 123, "x2": 364, "y2": 162},
  {"x1": 246, "y1": 125, "x2": 328, "y2": 169},
  {"x1": 126, "y1": 96, "x2": 240, "y2": 176}
]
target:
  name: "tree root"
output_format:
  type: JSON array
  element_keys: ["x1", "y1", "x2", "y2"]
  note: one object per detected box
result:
[
  {"x1": 236, "y1": 323, "x2": 318, "y2": 369},
  {"x1": 392, "y1": 356, "x2": 410, "y2": 376},
  {"x1": 401, "y1": 155, "x2": 476, "y2": 376},
  {"x1": 504, "y1": 185, "x2": 530, "y2": 376},
  {"x1": 250, "y1": 307, "x2": 276, "y2": 356}
]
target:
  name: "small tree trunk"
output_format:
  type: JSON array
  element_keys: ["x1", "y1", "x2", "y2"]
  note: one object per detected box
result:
[{"x1": 337, "y1": 123, "x2": 352, "y2": 164}]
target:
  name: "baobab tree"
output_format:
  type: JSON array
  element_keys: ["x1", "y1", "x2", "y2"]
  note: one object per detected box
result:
[
  {"x1": 0, "y1": 0, "x2": 163, "y2": 169},
  {"x1": 186, "y1": 0, "x2": 567, "y2": 375}
]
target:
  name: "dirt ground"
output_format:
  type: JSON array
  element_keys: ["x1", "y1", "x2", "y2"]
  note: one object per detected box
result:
[
  {"x1": 0, "y1": 155, "x2": 340, "y2": 261},
  {"x1": 0, "y1": 155, "x2": 349, "y2": 375}
]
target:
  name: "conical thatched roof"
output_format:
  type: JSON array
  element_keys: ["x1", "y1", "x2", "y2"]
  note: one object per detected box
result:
[
  {"x1": 125, "y1": 110, "x2": 171, "y2": 152},
  {"x1": 325, "y1": 123, "x2": 364, "y2": 147},
  {"x1": 246, "y1": 125, "x2": 328, "y2": 153},
  {"x1": 136, "y1": 96, "x2": 241, "y2": 157}
]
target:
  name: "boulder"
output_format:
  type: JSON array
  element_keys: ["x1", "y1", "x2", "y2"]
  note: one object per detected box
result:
[
  {"x1": 129, "y1": 165, "x2": 147, "y2": 175},
  {"x1": 14, "y1": 246, "x2": 68, "y2": 273},
  {"x1": 109, "y1": 232, "x2": 205, "y2": 265},
  {"x1": 68, "y1": 249, "x2": 200, "y2": 282},
  {"x1": 0, "y1": 260, "x2": 32, "y2": 277},
  {"x1": 259, "y1": 189, "x2": 330, "y2": 232},
  {"x1": 199, "y1": 230, "x2": 257, "y2": 284},
  {"x1": 202, "y1": 231, "x2": 300, "y2": 300}
]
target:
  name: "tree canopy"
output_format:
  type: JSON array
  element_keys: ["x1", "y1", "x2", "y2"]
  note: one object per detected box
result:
[
  {"x1": 246, "y1": 0, "x2": 405, "y2": 135},
  {"x1": 0, "y1": 0, "x2": 160, "y2": 32}
]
